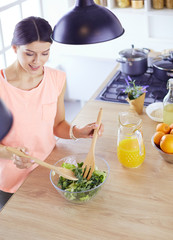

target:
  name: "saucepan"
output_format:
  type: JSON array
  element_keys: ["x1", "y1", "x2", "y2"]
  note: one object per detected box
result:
[
  {"x1": 116, "y1": 45, "x2": 150, "y2": 76},
  {"x1": 152, "y1": 52, "x2": 173, "y2": 82}
]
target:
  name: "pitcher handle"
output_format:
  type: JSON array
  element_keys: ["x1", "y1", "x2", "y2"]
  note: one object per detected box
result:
[{"x1": 135, "y1": 130, "x2": 144, "y2": 156}]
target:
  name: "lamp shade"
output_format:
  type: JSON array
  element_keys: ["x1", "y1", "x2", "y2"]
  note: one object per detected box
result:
[
  {"x1": 0, "y1": 99, "x2": 13, "y2": 141},
  {"x1": 52, "y1": 0, "x2": 124, "y2": 44}
]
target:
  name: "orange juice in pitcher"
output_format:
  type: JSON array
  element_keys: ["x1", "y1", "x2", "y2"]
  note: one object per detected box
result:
[{"x1": 117, "y1": 112, "x2": 145, "y2": 168}]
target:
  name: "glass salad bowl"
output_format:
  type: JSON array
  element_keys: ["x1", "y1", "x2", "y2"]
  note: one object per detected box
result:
[{"x1": 50, "y1": 153, "x2": 110, "y2": 204}]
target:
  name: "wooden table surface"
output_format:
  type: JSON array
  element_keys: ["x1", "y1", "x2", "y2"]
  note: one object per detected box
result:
[{"x1": 0, "y1": 66, "x2": 173, "y2": 240}]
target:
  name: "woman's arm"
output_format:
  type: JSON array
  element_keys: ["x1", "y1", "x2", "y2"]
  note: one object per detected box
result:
[
  {"x1": 53, "y1": 81, "x2": 104, "y2": 139},
  {"x1": 53, "y1": 81, "x2": 71, "y2": 138}
]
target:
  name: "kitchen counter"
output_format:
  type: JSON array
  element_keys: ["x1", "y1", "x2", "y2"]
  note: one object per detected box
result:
[{"x1": 1, "y1": 66, "x2": 173, "y2": 240}]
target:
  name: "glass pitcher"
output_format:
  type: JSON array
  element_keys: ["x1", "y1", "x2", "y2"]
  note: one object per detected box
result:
[{"x1": 117, "y1": 112, "x2": 145, "y2": 168}]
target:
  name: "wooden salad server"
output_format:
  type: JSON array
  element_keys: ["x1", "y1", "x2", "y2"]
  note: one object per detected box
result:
[
  {"x1": 2, "y1": 145, "x2": 78, "y2": 181},
  {"x1": 82, "y1": 108, "x2": 103, "y2": 180}
]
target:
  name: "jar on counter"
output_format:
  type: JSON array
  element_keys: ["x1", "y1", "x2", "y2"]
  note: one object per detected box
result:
[
  {"x1": 163, "y1": 79, "x2": 173, "y2": 125},
  {"x1": 131, "y1": 0, "x2": 144, "y2": 9},
  {"x1": 100, "y1": 0, "x2": 107, "y2": 6},
  {"x1": 152, "y1": 0, "x2": 164, "y2": 9},
  {"x1": 94, "y1": 0, "x2": 100, "y2": 4},
  {"x1": 166, "y1": 0, "x2": 173, "y2": 9},
  {"x1": 116, "y1": 0, "x2": 130, "y2": 8}
]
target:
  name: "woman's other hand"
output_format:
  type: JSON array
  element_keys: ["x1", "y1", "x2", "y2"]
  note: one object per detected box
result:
[
  {"x1": 11, "y1": 147, "x2": 34, "y2": 169},
  {"x1": 73, "y1": 123, "x2": 104, "y2": 139}
]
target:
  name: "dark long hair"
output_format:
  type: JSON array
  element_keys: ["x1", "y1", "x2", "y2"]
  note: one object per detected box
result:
[{"x1": 11, "y1": 16, "x2": 53, "y2": 45}]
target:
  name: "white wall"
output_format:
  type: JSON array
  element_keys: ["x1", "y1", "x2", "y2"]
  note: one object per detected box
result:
[{"x1": 53, "y1": 55, "x2": 117, "y2": 101}]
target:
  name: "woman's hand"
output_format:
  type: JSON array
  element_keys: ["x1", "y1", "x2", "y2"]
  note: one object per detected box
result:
[
  {"x1": 11, "y1": 147, "x2": 34, "y2": 169},
  {"x1": 73, "y1": 123, "x2": 104, "y2": 139}
]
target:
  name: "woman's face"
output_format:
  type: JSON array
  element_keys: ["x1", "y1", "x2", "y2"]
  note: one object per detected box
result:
[{"x1": 13, "y1": 41, "x2": 51, "y2": 75}]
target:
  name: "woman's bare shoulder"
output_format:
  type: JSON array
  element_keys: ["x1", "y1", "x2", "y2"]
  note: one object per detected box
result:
[{"x1": 4, "y1": 63, "x2": 17, "y2": 82}]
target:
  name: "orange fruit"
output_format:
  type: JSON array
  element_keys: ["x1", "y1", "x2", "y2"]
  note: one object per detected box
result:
[
  {"x1": 170, "y1": 129, "x2": 173, "y2": 135},
  {"x1": 156, "y1": 123, "x2": 170, "y2": 134},
  {"x1": 160, "y1": 134, "x2": 173, "y2": 154},
  {"x1": 170, "y1": 123, "x2": 173, "y2": 130},
  {"x1": 153, "y1": 131, "x2": 165, "y2": 145}
]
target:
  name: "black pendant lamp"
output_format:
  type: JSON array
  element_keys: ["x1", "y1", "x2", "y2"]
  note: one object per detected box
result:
[
  {"x1": 52, "y1": 0, "x2": 124, "y2": 44},
  {"x1": 0, "y1": 99, "x2": 13, "y2": 141}
]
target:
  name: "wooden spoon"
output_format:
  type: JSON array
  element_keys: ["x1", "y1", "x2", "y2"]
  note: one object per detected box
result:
[
  {"x1": 82, "y1": 108, "x2": 103, "y2": 180},
  {"x1": 4, "y1": 145, "x2": 78, "y2": 181}
]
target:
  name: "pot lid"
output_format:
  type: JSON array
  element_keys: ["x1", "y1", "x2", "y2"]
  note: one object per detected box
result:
[
  {"x1": 119, "y1": 45, "x2": 148, "y2": 60},
  {"x1": 153, "y1": 59, "x2": 173, "y2": 71}
]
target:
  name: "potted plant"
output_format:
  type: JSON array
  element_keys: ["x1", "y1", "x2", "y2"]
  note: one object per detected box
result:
[{"x1": 124, "y1": 76, "x2": 148, "y2": 114}]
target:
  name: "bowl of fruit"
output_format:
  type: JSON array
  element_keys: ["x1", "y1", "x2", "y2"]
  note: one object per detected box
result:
[{"x1": 151, "y1": 122, "x2": 173, "y2": 163}]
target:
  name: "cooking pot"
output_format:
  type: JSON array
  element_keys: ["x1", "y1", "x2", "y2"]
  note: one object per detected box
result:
[
  {"x1": 153, "y1": 54, "x2": 173, "y2": 82},
  {"x1": 117, "y1": 45, "x2": 150, "y2": 76}
]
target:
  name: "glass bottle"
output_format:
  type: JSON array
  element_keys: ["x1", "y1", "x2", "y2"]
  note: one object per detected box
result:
[{"x1": 163, "y1": 78, "x2": 173, "y2": 125}]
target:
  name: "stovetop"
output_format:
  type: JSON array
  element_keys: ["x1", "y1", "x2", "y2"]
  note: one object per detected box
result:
[{"x1": 96, "y1": 68, "x2": 168, "y2": 106}]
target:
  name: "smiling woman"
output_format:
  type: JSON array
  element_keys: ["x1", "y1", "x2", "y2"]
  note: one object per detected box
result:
[
  {"x1": 6, "y1": 16, "x2": 52, "y2": 90},
  {"x1": 9, "y1": 41, "x2": 52, "y2": 90},
  {"x1": 0, "y1": 16, "x2": 104, "y2": 210}
]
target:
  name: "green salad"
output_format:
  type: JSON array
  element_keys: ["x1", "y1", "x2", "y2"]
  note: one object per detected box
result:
[{"x1": 57, "y1": 162, "x2": 107, "y2": 202}]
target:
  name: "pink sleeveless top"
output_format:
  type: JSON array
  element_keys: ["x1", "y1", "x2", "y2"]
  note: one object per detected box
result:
[{"x1": 0, "y1": 66, "x2": 66, "y2": 193}]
